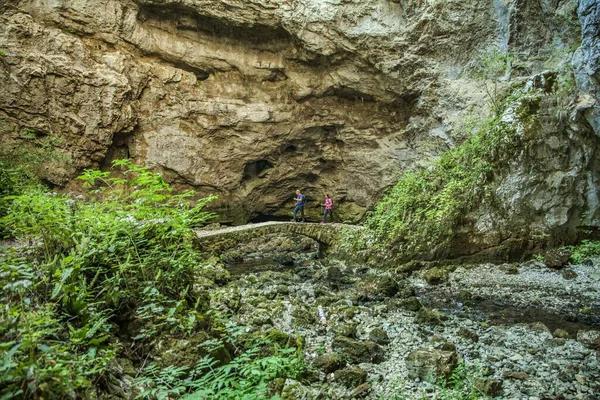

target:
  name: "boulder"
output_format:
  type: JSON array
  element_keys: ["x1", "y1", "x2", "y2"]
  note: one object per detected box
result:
[
  {"x1": 474, "y1": 378, "x2": 503, "y2": 397},
  {"x1": 502, "y1": 370, "x2": 529, "y2": 380},
  {"x1": 499, "y1": 263, "x2": 519, "y2": 275},
  {"x1": 405, "y1": 348, "x2": 458, "y2": 380},
  {"x1": 543, "y1": 250, "x2": 571, "y2": 269},
  {"x1": 334, "y1": 366, "x2": 367, "y2": 388},
  {"x1": 553, "y1": 328, "x2": 569, "y2": 339},
  {"x1": 423, "y1": 267, "x2": 448, "y2": 285},
  {"x1": 332, "y1": 336, "x2": 384, "y2": 364},
  {"x1": 415, "y1": 307, "x2": 445, "y2": 326},
  {"x1": 266, "y1": 329, "x2": 300, "y2": 349},
  {"x1": 313, "y1": 354, "x2": 344, "y2": 374},
  {"x1": 561, "y1": 268, "x2": 578, "y2": 280},
  {"x1": 458, "y1": 328, "x2": 479, "y2": 342},
  {"x1": 430, "y1": 335, "x2": 456, "y2": 352},
  {"x1": 398, "y1": 296, "x2": 422, "y2": 312},
  {"x1": 396, "y1": 260, "x2": 427, "y2": 275},
  {"x1": 333, "y1": 323, "x2": 358, "y2": 339},
  {"x1": 368, "y1": 328, "x2": 390, "y2": 345},
  {"x1": 577, "y1": 329, "x2": 600, "y2": 350}
]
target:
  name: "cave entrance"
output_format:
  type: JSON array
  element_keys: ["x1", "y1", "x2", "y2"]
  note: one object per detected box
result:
[
  {"x1": 242, "y1": 159, "x2": 274, "y2": 181},
  {"x1": 102, "y1": 132, "x2": 132, "y2": 169}
]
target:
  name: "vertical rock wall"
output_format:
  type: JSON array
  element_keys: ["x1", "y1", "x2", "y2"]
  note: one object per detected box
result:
[{"x1": 0, "y1": 0, "x2": 598, "y2": 241}]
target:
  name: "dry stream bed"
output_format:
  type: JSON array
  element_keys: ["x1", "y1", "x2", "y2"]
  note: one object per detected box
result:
[{"x1": 212, "y1": 234, "x2": 600, "y2": 399}]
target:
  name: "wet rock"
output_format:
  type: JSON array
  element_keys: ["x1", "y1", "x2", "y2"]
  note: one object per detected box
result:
[
  {"x1": 577, "y1": 330, "x2": 600, "y2": 350},
  {"x1": 499, "y1": 263, "x2": 519, "y2": 275},
  {"x1": 553, "y1": 328, "x2": 569, "y2": 339},
  {"x1": 405, "y1": 348, "x2": 458, "y2": 380},
  {"x1": 276, "y1": 285, "x2": 290, "y2": 295},
  {"x1": 349, "y1": 382, "x2": 370, "y2": 398},
  {"x1": 396, "y1": 260, "x2": 427, "y2": 275},
  {"x1": 332, "y1": 336, "x2": 383, "y2": 364},
  {"x1": 214, "y1": 287, "x2": 242, "y2": 312},
  {"x1": 356, "y1": 275, "x2": 399, "y2": 302},
  {"x1": 430, "y1": 335, "x2": 456, "y2": 352},
  {"x1": 266, "y1": 329, "x2": 299, "y2": 349},
  {"x1": 398, "y1": 296, "x2": 422, "y2": 312},
  {"x1": 364, "y1": 341, "x2": 385, "y2": 363},
  {"x1": 156, "y1": 332, "x2": 232, "y2": 368},
  {"x1": 334, "y1": 366, "x2": 367, "y2": 388},
  {"x1": 561, "y1": 268, "x2": 578, "y2": 280},
  {"x1": 368, "y1": 328, "x2": 390, "y2": 345},
  {"x1": 326, "y1": 266, "x2": 343, "y2": 284},
  {"x1": 543, "y1": 250, "x2": 571, "y2": 269},
  {"x1": 474, "y1": 378, "x2": 503, "y2": 397},
  {"x1": 502, "y1": 370, "x2": 529, "y2": 380},
  {"x1": 424, "y1": 267, "x2": 449, "y2": 285},
  {"x1": 313, "y1": 353, "x2": 344, "y2": 373},
  {"x1": 415, "y1": 307, "x2": 445, "y2": 326},
  {"x1": 250, "y1": 310, "x2": 273, "y2": 327},
  {"x1": 458, "y1": 328, "x2": 479, "y2": 342},
  {"x1": 333, "y1": 323, "x2": 358, "y2": 339},
  {"x1": 457, "y1": 289, "x2": 473, "y2": 300},
  {"x1": 273, "y1": 254, "x2": 294, "y2": 266},
  {"x1": 528, "y1": 322, "x2": 551, "y2": 334},
  {"x1": 280, "y1": 379, "x2": 322, "y2": 399},
  {"x1": 377, "y1": 276, "x2": 399, "y2": 297},
  {"x1": 582, "y1": 259, "x2": 594, "y2": 266},
  {"x1": 290, "y1": 304, "x2": 317, "y2": 327}
]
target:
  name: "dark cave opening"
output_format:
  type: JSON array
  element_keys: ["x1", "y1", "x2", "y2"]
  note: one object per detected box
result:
[{"x1": 242, "y1": 159, "x2": 274, "y2": 181}]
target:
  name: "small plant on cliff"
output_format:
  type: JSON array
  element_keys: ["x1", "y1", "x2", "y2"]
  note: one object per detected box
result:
[
  {"x1": 0, "y1": 127, "x2": 71, "y2": 185},
  {"x1": 469, "y1": 46, "x2": 514, "y2": 81}
]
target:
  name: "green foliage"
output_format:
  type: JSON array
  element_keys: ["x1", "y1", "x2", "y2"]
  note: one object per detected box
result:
[
  {"x1": 0, "y1": 160, "x2": 217, "y2": 398},
  {"x1": 550, "y1": 2, "x2": 581, "y2": 53},
  {"x1": 363, "y1": 114, "x2": 519, "y2": 257},
  {"x1": 561, "y1": 240, "x2": 600, "y2": 264},
  {"x1": 554, "y1": 65, "x2": 578, "y2": 123},
  {"x1": 0, "y1": 50, "x2": 5, "y2": 57},
  {"x1": 135, "y1": 324, "x2": 306, "y2": 400},
  {"x1": 434, "y1": 363, "x2": 490, "y2": 400},
  {"x1": 0, "y1": 127, "x2": 71, "y2": 186},
  {"x1": 389, "y1": 363, "x2": 490, "y2": 400},
  {"x1": 470, "y1": 46, "x2": 514, "y2": 80}
]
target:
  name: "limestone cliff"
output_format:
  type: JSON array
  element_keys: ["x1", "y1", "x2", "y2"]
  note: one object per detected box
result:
[{"x1": 0, "y1": 0, "x2": 599, "y2": 248}]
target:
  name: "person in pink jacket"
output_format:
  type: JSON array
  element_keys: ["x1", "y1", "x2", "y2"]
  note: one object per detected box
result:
[{"x1": 322, "y1": 194, "x2": 334, "y2": 223}]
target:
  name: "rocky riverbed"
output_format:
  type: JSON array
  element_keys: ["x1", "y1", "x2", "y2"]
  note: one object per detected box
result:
[{"x1": 210, "y1": 234, "x2": 600, "y2": 399}]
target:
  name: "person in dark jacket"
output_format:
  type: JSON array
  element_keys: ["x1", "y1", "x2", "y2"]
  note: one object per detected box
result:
[{"x1": 291, "y1": 189, "x2": 305, "y2": 222}]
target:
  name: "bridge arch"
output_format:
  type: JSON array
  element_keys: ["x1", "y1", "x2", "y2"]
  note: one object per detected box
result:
[{"x1": 194, "y1": 221, "x2": 358, "y2": 256}]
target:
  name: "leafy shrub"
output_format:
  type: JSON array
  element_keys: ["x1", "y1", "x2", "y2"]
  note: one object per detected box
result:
[
  {"x1": 363, "y1": 114, "x2": 519, "y2": 258},
  {"x1": 0, "y1": 160, "x2": 218, "y2": 398},
  {"x1": 135, "y1": 326, "x2": 306, "y2": 400},
  {"x1": 561, "y1": 240, "x2": 600, "y2": 264}
]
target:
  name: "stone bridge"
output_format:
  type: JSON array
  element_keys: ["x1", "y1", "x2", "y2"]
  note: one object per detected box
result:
[{"x1": 194, "y1": 221, "x2": 362, "y2": 256}]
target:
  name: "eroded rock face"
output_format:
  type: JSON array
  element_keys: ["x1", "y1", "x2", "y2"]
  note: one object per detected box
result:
[{"x1": 0, "y1": 0, "x2": 598, "y2": 233}]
